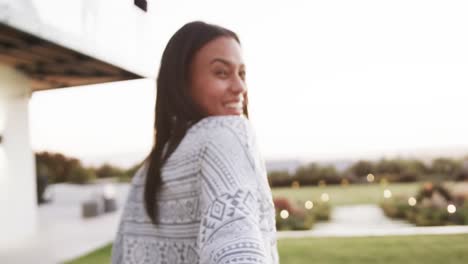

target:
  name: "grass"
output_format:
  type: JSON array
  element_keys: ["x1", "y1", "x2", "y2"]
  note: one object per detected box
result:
[
  {"x1": 66, "y1": 182, "x2": 468, "y2": 263},
  {"x1": 272, "y1": 182, "x2": 422, "y2": 206},
  {"x1": 66, "y1": 234, "x2": 468, "y2": 264},
  {"x1": 278, "y1": 234, "x2": 468, "y2": 264},
  {"x1": 65, "y1": 244, "x2": 113, "y2": 264}
]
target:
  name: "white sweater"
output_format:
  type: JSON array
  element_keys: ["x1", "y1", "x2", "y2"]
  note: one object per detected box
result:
[{"x1": 111, "y1": 115, "x2": 279, "y2": 264}]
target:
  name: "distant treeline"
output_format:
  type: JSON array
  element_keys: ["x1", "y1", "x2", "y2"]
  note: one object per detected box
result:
[
  {"x1": 35, "y1": 151, "x2": 142, "y2": 184},
  {"x1": 268, "y1": 157, "x2": 468, "y2": 187},
  {"x1": 35, "y1": 151, "x2": 468, "y2": 187}
]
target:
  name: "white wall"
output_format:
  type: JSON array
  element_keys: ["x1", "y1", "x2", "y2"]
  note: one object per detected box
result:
[{"x1": 0, "y1": 64, "x2": 37, "y2": 249}]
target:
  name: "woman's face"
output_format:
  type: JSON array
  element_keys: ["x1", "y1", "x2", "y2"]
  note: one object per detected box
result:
[{"x1": 189, "y1": 36, "x2": 247, "y2": 116}]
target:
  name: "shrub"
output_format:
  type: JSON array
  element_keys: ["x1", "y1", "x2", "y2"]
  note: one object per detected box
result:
[
  {"x1": 456, "y1": 170, "x2": 468, "y2": 181},
  {"x1": 412, "y1": 207, "x2": 448, "y2": 226},
  {"x1": 274, "y1": 197, "x2": 314, "y2": 230},
  {"x1": 273, "y1": 197, "x2": 294, "y2": 212},
  {"x1": 69, "y1": 166, "x2": 97, "y2": 184},
  {"x1": 292, "y1": 163, "x2": 342, "y2": 186},
  {"x1": 293, "y1": 164, "x2": 321, "y2": 186},
  {"x1": 459, "y1": 204, "x2": 468, "y2": 225},
  {"x1": 430, "y1": 158, "x2": 462, "y2": 181},
  {"x1": 95, "y1": 164, "x2": 126, "y2": 179},
  {"x1": 381, "y1": 195, "x2": 410, "y2": 219},
  {"x1": 35, "y1": 152, "x2": 83, "y2": 183},
  {"x1": 273, "y1": 197, "x2": 331, "y2": 230},
  {"x1": 398, "y1": 169, "x2": 420, "y2": 182},
  {"x1": 416, "y1": 182, "x2": 453, "y2": 203},
  {"x1": 268, "y1": 171, "x2": 292, "y2": 187},
  {"x1": 348, "y1": 160, "x2": 375, "y2": 179},
  {"x1": 312, "y1": 202, "x2": 331, "y2": 221},
  {"x1": 381, "y1": 182, "x2": 468, "y2": 226},
  {"x1": 288, "y1": 211, "x2": 315, "y2": 230}
]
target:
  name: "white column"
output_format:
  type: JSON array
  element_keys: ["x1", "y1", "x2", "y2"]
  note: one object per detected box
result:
[{"x1": 0, "y1": 64, "x2": 37, "y2": 249}]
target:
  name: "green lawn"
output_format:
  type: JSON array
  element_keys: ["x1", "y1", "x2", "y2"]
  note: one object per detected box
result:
[
  {"x1": 66, "y1": 244, "x2": 113, "y2": 264},
  {"x1": 67, "y1": 234, "x2": 468, "y2": 264},
  {"x1": 66, "y1": 182, "x2": 468, "y2": 263},
  {"x1": 272, "y1": 182, "x2": 422, "y2": 206},
  {"x1": 278, "y1": 235, "x2": 468, "y2": 264}
]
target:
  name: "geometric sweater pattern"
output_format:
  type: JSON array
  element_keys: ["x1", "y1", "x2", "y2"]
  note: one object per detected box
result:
[{"x1": 111, "y1": 115, "x2": 279, "y2": 264}]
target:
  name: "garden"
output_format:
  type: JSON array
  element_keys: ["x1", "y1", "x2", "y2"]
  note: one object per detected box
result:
[
  {"x1": 381, "y1": 182, "x2": 468, "y2": 226},
  {"x1": 65, "y1": 180, "x2": 468, "y2": 263},
  {"x1": 36, "y1": 151, "x2": 468, "y2": 263}
]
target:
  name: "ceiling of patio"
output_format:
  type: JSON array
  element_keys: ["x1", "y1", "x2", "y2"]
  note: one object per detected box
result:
[{"x1": 0, "y1": 23, "x2": 142, "y2": 92}]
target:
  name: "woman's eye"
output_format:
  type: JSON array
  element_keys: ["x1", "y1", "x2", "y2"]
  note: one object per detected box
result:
[
  {"x1": 239, "y1": 70, "x2": 246, "y2": 80},
  {"x1": 215, "y1": 70, "x2": 228, "y2": 78}
]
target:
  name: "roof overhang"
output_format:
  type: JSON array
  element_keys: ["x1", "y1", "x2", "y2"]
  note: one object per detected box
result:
[{"x1": 0, "y1": 22, "x2": 142, "y2": 92}]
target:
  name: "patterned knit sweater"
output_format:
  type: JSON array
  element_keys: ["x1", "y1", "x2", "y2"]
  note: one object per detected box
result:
[{"x1": 111, "y1": 115, "x2": 279, "y2": 264}]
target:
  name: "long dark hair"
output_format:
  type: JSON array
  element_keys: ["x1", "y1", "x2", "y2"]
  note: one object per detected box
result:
[{"x1": 144, "y1": 21, "x2": 249, "y2": 224}]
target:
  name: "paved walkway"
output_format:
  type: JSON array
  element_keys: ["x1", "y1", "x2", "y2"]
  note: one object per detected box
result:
[
  {"x1": 1, "y1": 184, "x2": 468, "y2": 263},
  {"x1": 0, "y1": 183, "x2": 130, "y2": 264},
  {"x1": 278, "y1": 204, "x2": 468, "y2": 239}
]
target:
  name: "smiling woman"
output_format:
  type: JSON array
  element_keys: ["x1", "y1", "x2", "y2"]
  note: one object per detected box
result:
[
  {"x1": 189, "y1": 37, "x2": 247, "y2": 116},
  {"x1": 111, "y1": 21, "x2": 279, "y2": 264}
]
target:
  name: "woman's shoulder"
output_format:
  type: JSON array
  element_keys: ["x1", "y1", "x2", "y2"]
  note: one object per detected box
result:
[
  {"x1": 129, "y1": 161, "x2": 149, "y2": 186},
  {"x1": 188, "y1": 115, "x2": 253, "y2": 144}
]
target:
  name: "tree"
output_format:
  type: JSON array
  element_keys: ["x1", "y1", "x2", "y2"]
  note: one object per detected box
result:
[
  {"x1": 348, "y1": 160, "x2": 375, "y2": 179},
  {"x1": 95, "y1": 163, "x2": 125, "y2": 178},
  {"x1": 35, "y1": 152, "x2": 82, "y2": 183},
  {"x1": 268, "y1": 171, "x2": 292, "y2": 187},
  {"x1": 376, "y1": 158, "x2": 405, "y2": 175},
  {"x1": 293, "y1": 163, "x2": 322, "y2": 186},
  {"x1": 430, "y1": 158, "x2": 462, "y2": 180}
]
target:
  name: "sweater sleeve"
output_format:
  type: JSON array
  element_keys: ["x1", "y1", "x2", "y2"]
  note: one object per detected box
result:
[
  {"x1": 197, "y1": 117, "x2": 269, "y2": 264},
  {"x1": 111, "y1": 163, "x2": 150, "y2": 264}
]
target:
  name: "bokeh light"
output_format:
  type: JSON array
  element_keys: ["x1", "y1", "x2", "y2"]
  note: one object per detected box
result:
[
  {"x1": 408, "y1": 197, "x2": 417, "y2": 206},
  {"x1": 447, "y1": 204, "x2": 456, "y2": 214},
  {"x1": 280, "y1": 209, "x2": 289, "y2": 219},
  {"x1": 321, "y1": 193, "x2": 330, "y2": 202},
  {"x1": 383, "y1": 189, "x2": 392, "y2": 199},
  {"x1": 305, "y1": 200, "x2": 314, "y2": 210}
]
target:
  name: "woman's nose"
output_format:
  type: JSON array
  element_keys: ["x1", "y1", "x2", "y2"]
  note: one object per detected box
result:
[{"x1": 230, "y1": 76, "x2": 247, "y2": 94}]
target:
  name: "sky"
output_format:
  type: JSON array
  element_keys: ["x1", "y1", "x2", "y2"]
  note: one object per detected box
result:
[{"x1": 28, "y1": 0, "x2": 468, "y2": 168}]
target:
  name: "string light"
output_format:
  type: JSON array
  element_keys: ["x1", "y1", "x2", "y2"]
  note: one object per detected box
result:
[
  {"x1": 383, "y1": 189, "x2": 392, "y2": 199},
  {"x1": 447, "y1": 204, "x2": 456, "y2": 214},
  {"x1": 408, "y1": 197, "x2": 417, "y2": 206},
  {"x1": 280, "y1": 209, "x2": 289, "y2": 219},
  {"x1": 321, "y1": 193, "x2": 330, "y2": 202},
  {"x1": 305, "y1": 200, "x2": 314, "y2": 209}
]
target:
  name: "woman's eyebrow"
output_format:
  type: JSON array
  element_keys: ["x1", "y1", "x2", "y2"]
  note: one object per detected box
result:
[{"x1": 210, "y1": 58, "x2": 244, "y2": 68}]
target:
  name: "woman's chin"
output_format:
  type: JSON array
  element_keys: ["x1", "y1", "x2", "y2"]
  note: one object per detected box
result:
[
  {"x1": 223, "y1": 109, "x2": 243, "y2": 115},
  {"x1": 208, "y1": 108, "x2": 243, "y2": 116}
]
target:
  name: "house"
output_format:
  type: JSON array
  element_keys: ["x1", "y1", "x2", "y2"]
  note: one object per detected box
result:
[{"x1": 0, "y1": 0, "x2": 153, "y2": 249}]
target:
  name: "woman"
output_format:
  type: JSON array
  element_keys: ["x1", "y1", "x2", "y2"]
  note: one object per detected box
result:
[{"x1": 112, "y1": 21, "x2": 279, "y2": 264}]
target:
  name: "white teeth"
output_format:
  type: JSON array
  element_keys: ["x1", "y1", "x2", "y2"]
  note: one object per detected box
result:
[{"x1": 225, "y1": 102, "x2": 243, "y2": 109}]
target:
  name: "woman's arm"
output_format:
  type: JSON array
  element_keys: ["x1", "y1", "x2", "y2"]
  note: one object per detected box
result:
[{"x1": 197, "y1": 117, "x2": 269, "y2": 264}]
